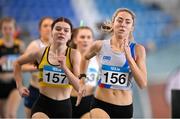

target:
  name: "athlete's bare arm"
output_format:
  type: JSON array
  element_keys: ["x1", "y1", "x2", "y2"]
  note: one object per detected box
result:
[
  {"x1": 81, "y1": 40, "x2": 102, "y2": 74},
  {"x1": 14, "y1": 48, "x2": 45, "y2": 89},
  {"x1": 71, "y1": 49, "x2": 81, "y2": 77},
  {"x1": 125, "y1": 43, "x2": 147, "y2": 89},
  {"x1": 21, "y1": 40, "x2": 41, "y2": 71}
]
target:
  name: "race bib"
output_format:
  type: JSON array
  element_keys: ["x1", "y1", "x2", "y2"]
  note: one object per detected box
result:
[
  {"x1": 2, "y1": 54, "x2": 19, "y2": 71},
  {"x1": 43, "y1": 65, "x2": 69, "y2": 85},
  {"x1": 86, "y1": 68, "x2": 98, "y2": 86},
  {"x1": 100, "y1": 65, "x2": 129, "y2": 87}
]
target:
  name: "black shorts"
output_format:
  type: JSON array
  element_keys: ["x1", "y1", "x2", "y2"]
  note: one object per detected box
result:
[
  {"x1": 71, "y1": 95, "x2": 93, "y2": 118},
  {"x1": 24, "y1": 85, "x2": 39, "y2": 109},
  {"x1": 90, "y1": 97, "x2": 133, "y2": 118},
  {"x1": 171, "y1": 89, "x2": 180, "y2": 118},
  {"x1": 31, "y1": 93, "x2": 72, "y2": 118},
  {"x1": 0, "y1": 79, "x2": 17, "y2": 99}
]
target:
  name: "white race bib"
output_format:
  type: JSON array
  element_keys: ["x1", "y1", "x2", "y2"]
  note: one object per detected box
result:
[
  {"x1": 43, "y1": 65, "x2": 69, "y2": 85},
  {"x1": 100, "y1": 65, "x2": 129, "y2": 87},
  {"x1": 86, "y1": 68, "x2": 98, "y2": 86},
  {"x1": 2, "y1": 54, "x2": 19, "y2": 71}
]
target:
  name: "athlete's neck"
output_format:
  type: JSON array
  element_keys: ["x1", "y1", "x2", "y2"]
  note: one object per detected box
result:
[
  {"x1": 79, "y1": 49, "x2": 84, "y2": 55},
  {"x1": 111, "y1": 35, "x2": 124, "y2": 49},
  {"x1": 40, "y1": 37, "x2": 49, "y2": 46},
  {"x1": 77, "y1": 46, "x2": 88, "y2": 55},
  {"x1": 2, "y1": 36, "x2": 14, "y2": 47},
  {"x1": 51, "y1": 43, "x2": 67, "y2": 55}
]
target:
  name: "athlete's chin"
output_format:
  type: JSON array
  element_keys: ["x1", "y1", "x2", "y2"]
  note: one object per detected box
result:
[
  {"x1": 116, "y1": 33, "x2": 127, "y2": 39},
  {"x1": 55, "y1": 39, "x2": 67, "y2": 44},
  {"x1": 81, "y1": 47, "x2": 88, "y2": 51}
]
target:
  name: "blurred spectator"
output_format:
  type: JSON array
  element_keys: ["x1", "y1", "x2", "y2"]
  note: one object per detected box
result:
[{"x1": 0, "y1": 17, "x2": 24, "y2": 118}]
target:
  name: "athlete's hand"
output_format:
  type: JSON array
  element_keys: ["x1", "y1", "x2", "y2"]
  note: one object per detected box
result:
[
  {"x1": 76, "y1": 83, "x2": 86, "y2": 106},
  {"x1": 57, "y1": 55, "x2": 66, "y2": 69},
  {"x1": 123, "y1": 39, "x2": 132, "y2": 60},
  {"x1": 18, "y1": 86, "x2": 30, "y2": 97}
]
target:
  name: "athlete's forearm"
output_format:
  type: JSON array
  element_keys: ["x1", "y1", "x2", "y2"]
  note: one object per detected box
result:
[
  {"x1": 13, "y1": 61, "x2": 24, "y2": 89},
  {"x1": 63, "y1": 66, "x2": 80, "y2": 92},
  {"x1": 127, "y1": 57, "x2": 147, "y2": 89},
  {"x1": 21, "y1": 63, "x2": 37, "y2": 72},
  {"x1": 80, "y1": 55, "x2": 89, "y2": 74}
]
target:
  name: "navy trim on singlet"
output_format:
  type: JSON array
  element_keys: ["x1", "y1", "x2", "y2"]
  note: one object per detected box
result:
[{"x1": 122, "y1": 43, "x2": 136, "y2": 68}]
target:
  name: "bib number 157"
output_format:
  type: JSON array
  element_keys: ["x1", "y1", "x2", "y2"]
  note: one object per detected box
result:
[{"x1": 45, "y1": 72, "x2": 67, "y2": 84}]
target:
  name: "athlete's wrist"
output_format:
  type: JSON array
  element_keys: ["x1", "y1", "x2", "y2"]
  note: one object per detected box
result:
[
  {"x1": 17, "y1": 83, "x2": 24, "y2": 90},
  {"x1": 79, "y1": 73, "x2": 87, "y2": 80},
  {"x1": 126, "y1": 56, "x2": 134, "y2": 63},
  {"x1": 58, "y1": 64, "x2": 67, "y2": 70}
]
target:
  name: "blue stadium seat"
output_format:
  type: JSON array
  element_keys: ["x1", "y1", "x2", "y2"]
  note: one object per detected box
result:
[{"x1": 1, "y1": 0, "x2": 79, "y2": 37}]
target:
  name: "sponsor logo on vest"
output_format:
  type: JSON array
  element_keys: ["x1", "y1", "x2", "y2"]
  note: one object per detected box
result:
[{"x1": 103, "y1": 56, "x2": 111, "y2": 61}]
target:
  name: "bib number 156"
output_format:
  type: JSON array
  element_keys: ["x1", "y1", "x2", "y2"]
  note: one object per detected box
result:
[{"x1": 103, "y1": 72, "x2": 127, "y2": 85}]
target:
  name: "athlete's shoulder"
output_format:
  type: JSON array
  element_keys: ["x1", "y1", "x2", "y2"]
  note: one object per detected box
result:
[
  {"x1": 14, "y1": 38, "x2": 24, "y2": 46},
  {"x1": 92, "y1": 40, "x2": 103, "y2": 51},
  {"x1": 135, "y1": 43, "x2": 146, "y2": 52},
  {"x1": 37, "y1": 46, "x2": 47, "y2": 61},
  {"x1": 94, "y1": 40, "x2": 103, "y2": 45},
  {"x1": 70, "y1": 47, "x2": 81, "y2": 57},
  {"x1": 135, "y1": 43, "x2": 146, "y2": 57},
  {"x1": 25, "y1": 40, "x2": 41, "y2": 53},
  {"x1": 29, "y1": 40, "x2": 40, "y2": 48}
]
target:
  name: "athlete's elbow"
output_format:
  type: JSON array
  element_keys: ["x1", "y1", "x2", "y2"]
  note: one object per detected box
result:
[
  {"x1": 13, "y1": 60, "x2": 22, "y2": 72},
  {"x1": 139, "y1": 83, "x2": 147, "y2": 89},
  {"x1": 13, "y1": 60, "x2": 18, "y2": 69},
  {"x1": 139, "y1": 79, "x2": 147, "y2": 89},
  {"x1": 14, "y1": 59, "x2": 21, "y2": 66}
]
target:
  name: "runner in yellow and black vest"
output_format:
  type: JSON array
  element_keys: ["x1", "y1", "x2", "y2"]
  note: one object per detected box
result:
[
  {"x1": 14, "y1": 17, "x2": 85, "y2": 118},
  {"x1": 0, "y1": 17, "x2": 25, "y2": 118}
]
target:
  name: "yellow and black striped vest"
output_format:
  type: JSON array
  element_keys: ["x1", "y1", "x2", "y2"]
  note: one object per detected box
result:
[{"x1": 38, "y1": 46, "x2": 73, "y2": 88}]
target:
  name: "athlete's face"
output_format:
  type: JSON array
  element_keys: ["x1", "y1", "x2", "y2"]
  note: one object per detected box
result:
[
  {"x1": 1, "y1": 22, "x2": 15, "y2": 39},
  {"x1": 51, "y1": 21, "x2": 71, "y2": 44},
  {"x1": 40, "y1": 18, "x2": 53, "y2": 41},
  {"x1": 113, "y1": 11, "x2": 134, "y2": 39},
  {"x1": 74, "y1": 29, "x2": 93, "y2": 51}
]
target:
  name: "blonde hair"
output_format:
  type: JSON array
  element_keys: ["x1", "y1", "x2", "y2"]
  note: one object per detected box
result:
[{"x1": 101, "y1": 8, "x2": 136, "y2": 41}]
